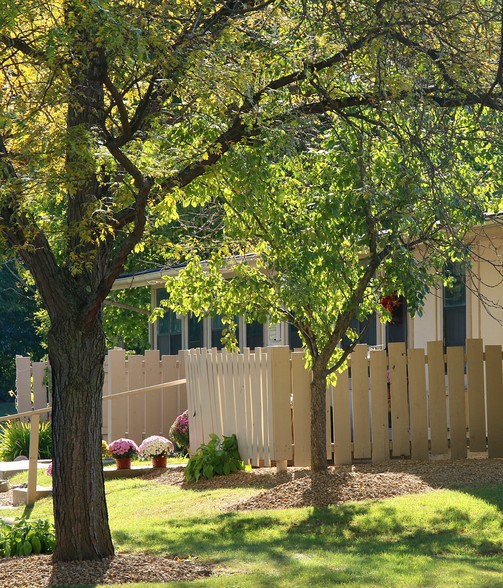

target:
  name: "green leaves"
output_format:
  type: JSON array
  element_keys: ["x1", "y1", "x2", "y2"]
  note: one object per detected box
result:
[
  {"x1": 0, "y1": 518, "x2": 55, "y2": 558},
  {"x1": 184, "y1": 433, "x2": 245, "y2": 482}
]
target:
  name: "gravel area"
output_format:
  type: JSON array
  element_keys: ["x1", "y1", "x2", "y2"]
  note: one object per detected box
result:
[{"x1": 1, "y1": 459, "x2": 502, "y2": 586}]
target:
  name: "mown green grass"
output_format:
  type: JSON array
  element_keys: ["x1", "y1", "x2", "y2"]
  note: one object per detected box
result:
[{"x1": 8, "y1": 473, "x2": 503, "y2": 588}]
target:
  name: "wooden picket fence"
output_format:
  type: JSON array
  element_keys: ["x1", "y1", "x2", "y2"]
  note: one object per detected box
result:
[
  {"x1": 14, "y1": 349, "x2": 187, "y2": 445},
  {"x1": 185, "y1": 340, "x2": 503, "y2": 467}
]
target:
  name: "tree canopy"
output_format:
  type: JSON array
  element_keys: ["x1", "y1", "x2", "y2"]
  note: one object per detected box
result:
[{"x1": 1, "y1": 0, "x2": 503, "y2": 561}]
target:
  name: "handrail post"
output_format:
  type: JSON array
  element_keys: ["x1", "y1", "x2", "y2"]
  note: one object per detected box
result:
[{"x1": 27, "y1": 412, "x2": 40, "y2": 505}]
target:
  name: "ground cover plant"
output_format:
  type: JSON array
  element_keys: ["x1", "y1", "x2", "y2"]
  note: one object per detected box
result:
[{"x1": 2, "y1": 464, "x2": 502, "y2": 587}]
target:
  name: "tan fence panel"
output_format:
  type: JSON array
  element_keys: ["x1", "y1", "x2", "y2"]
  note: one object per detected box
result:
[
  {"x1": 107, "y1": 348, "x2": 128, "y2": 441},
  {"x1": 250, "y1": 350, "x2": 263, "y2": 466},
  {"x1": 15, "y1": 356, "x2": 32, "y2": 415},
  {"x1": 427, "y1": 341, "x2": 448, "y2": 455},
  {"x1": 234, "y1": 352, "x2": 250, "y2": 462},
  {"x1": 177, "y1": 352, "x2": 187, "y2": 415},
  {"x1": 127, "y1": 355, "x2": 146, "y2": 443},
  {"x1": 370, "y1": 349, "x2": 389, "y2": 463},
  {"x1": 102, "y1": 357, "x2": 109, "y2": 439},
  {"x1": 333, "y1": 367, "x2": 352, "y2": 465},
  {"x1": 466, "y1": 339, "x2": 486, "y2": 453},
  {"x1": 388, "y1": 342, "x2": 410, "y2": 457},
  {"x1": 32, "y1": 362, "x2": 48, "y2": 414},
  {"x1": 161, "y1": 354, "x2": 179, "y2": 435},
  {"x1": 352, "y1": 345, "x2": 371, "y2": 459},
  {"x1": 261, "y1": 349, "x2": 272, "y2": 465},
  {"x1": 447, "y1": 346, "x2": 467, "y2": 459},
  {"x1": 292, "y1": 352, "x2": 311, "y2": 467},
  {"x1": 186, "y1": 349, "x2": 205, "y2": 452},
  {"x1": 408, "y1": 348, "x2": 429, "y2": 460},
  {"x1": 144, "y1": 350, "x2": 162, "y2": 435},
  {"x1": 485, "y1": 345, "x2": 503, "y2": 458},
  {"x1": 269, "y1": 346, "x2": 293, "y2": 464}
]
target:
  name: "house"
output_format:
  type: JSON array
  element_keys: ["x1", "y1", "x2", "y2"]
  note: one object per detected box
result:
[{"x1": 111, "y1": 218, "x2": 503, "y2": 353}]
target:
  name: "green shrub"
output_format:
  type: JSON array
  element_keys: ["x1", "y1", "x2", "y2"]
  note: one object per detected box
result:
[
  {"x1": 185, "y1": 433, "x2": 244, "y2": 482},
  {"x1": 0, "y1": 419, "x2": 52, "y2": 461},
  {"x1": 0, "y1": 518, "x2": 55, "y2": 557}
]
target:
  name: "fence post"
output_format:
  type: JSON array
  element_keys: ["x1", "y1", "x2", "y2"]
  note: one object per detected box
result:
[
  {"x1": 27, "y1": 413, "x2": 40, "y2": 506},
  {"x1": 269, "y1": 346, "x2": 292, "y2": 471}
]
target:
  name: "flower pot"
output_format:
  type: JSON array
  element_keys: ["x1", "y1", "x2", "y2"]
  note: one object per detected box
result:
[
  {"x1": 115, "y1": 457, "x2": 132, "y2": 470},
  {"x1": 152, "y1": 455, "x2": 167, "y2": 468}
]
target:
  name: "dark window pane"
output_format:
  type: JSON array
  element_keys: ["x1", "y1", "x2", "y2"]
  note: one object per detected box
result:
[
  {"x1": 188, "y1": 314, "x2": 203, "y2": 349},
  {"x1": 156, "y1": 289, "x2": 182, "y2": 354},
  {"x1": 288, "y1": 322, "x2": 303, "y2": 350},
  {"x1": 246, "y1": 320, "x2": 264, "y2": 349},
  {"x1": 444, "y1": 263, "x2": 466, "y2": 347},
  {"x1": 211, "y1": 315, "x2": 239, "y2": 349},
  {"x1": 343, "y1": 315, "x2": 377, "y2": 349}
]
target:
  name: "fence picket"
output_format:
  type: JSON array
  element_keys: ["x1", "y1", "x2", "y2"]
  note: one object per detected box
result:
[
  {"x1": 447, "y1": 346, "x2": 467, "y2": 459},
  {"x1": 15, "y1": 356, "x2": 32, "y2": 415},
  {"x1": 370, "y1": 349, "x2": 389, "y2": 463},
  {"x1": 408, "y1": 348, "x2": 429, "y2": 460},
  {"x1": 485, "y1": 345, "x2": 503, "y2": 458},
  {"x1": 127, "y1": 355, "x2": 146, "y2": 442},
  {"x1": 269, "y1": 346, "x2": 293, "y2": 465},
  {"x1": 292, "y1": 351, "x2": 311, "y2": 467},
  {"x1": 466, "y1": 339, "x2": 486, "y2": 453},
  {"x1": 427, "y1": 341, "x2": 449, "y2": 455},
  {"x1": 144, "y1": 350, "x2": 162, "y2": 435},
  {"x1": 333, "y1": 367, "x2": 352, "y2": 465},
  {"x1": 32, "y1": 362, "x2": 49, "y2": 415},
  {"x1": 352, "y1": 345, "x2": 371, "y2": 459},
  {"x1": 388, "y1": 342, "x2": 410, "y2": 457},
  {"x1": 107, "y1": 348, "x2": 128, "y2": 441}
]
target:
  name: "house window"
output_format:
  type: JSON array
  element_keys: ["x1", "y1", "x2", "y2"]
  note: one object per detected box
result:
[
  {"x1": 211, "y1": 315, "x2": 239, "y2": 349},
  {"x1": 187, "y1": 313, "x2": 203, "y2": 349},
  {"x1": 288, "y1": 321, "x2": 303, "y2": 350},
  {"x1": 343, "y1": 315, "x2": 377, "y2": 350},
  {"x1": 245, "y1": 319, "x2": 264, "y2": 349},
  {"x1": 444, "y1": 263, "x2": 466, "y2": 348},
  {"x1": 385, "y1": 297, "x2": 407, "y2": 345},
  {"x1": 156, "y1": 290, "x2": 182, "y2": 356}
]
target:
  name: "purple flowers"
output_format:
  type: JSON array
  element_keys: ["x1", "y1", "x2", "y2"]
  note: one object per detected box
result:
[
  {"x1": 108, "y1": 438, "x2": 139, "y2": 459},
  {"x1": 169, "y1": 410, "x2": 190, "y2": 453}
]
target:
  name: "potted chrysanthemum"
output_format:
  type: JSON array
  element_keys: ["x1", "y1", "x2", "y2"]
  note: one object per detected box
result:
[
  {"x1": 108, "y1": 438, "x2": 139, "y2": 470},
  {"x1": 138, "y1": 435, "x2": 174, "y2": 468},
  {"x1": 169, "y1": 410, "x2": 190, "y2": 455}
]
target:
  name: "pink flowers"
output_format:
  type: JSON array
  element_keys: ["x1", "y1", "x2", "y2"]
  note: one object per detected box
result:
[
  {"x1": 169, "y1": 410, "x2": 190, "y2": 453},
  {"x1": 108, "y1": 438, "x2": 139, "y2": 459}
]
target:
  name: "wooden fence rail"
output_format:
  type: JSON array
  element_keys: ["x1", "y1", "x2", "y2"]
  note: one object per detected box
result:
[
  {"x1": 185, "y1": 340, "x2": 503, "y2": 467},
  {"x1": 14, "y1": 349, "x2": 187, "y2": 445}
]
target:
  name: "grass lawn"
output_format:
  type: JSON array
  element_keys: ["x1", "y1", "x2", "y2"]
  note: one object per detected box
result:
[{"x1": 6, "y1": 469, "x2": 503, "y2": 588}]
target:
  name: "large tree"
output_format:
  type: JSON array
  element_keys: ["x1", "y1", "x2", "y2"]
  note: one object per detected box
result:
[{"x1": 1, "y1": 0, "x2": 502, "y2": 561}]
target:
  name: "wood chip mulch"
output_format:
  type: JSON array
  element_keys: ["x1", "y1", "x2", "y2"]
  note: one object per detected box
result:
[{"x1": 0, "y1": 553, "x2": 211, "y2": 588}]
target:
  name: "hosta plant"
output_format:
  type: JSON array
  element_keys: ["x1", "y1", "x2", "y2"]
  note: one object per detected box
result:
[
  {"x1": 185, "y1": 433, "x2": 244, "y2": 482},
  {"x1": 0, "y1": 518, "x2": 55, "y2": 558}
]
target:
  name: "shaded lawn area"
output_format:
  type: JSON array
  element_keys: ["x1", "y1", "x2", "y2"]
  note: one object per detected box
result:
[{"x1": 8, "y1": 473, "x2": 503, "y2": 588}]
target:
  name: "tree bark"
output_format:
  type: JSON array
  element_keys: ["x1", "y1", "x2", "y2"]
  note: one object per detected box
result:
[
  {"x1": 310, "y1": 366, "x2": 328, "y2": 473},
  {"x1": 48, "y1": 313, "x2": 114, "y2": 561}
]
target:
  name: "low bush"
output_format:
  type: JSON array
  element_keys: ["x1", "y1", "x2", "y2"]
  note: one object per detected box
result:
[
  {"x1": 185, "y1": 433, "x2": 244, "y2": 482},
  {"x1": 0, "y1": 518, "x2": 55, "y2": 557},
  {"x1": 0, "y1": 420, "x2": 52, "y2": 461}
]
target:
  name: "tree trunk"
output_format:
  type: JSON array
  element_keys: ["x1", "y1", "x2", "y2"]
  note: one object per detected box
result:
[
  {"x1": 310, "y1": 368, "x2": 328, "y2": 473},
  {"x1": 48, "y1": 314, "x2": 114, "y2": 561}
]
